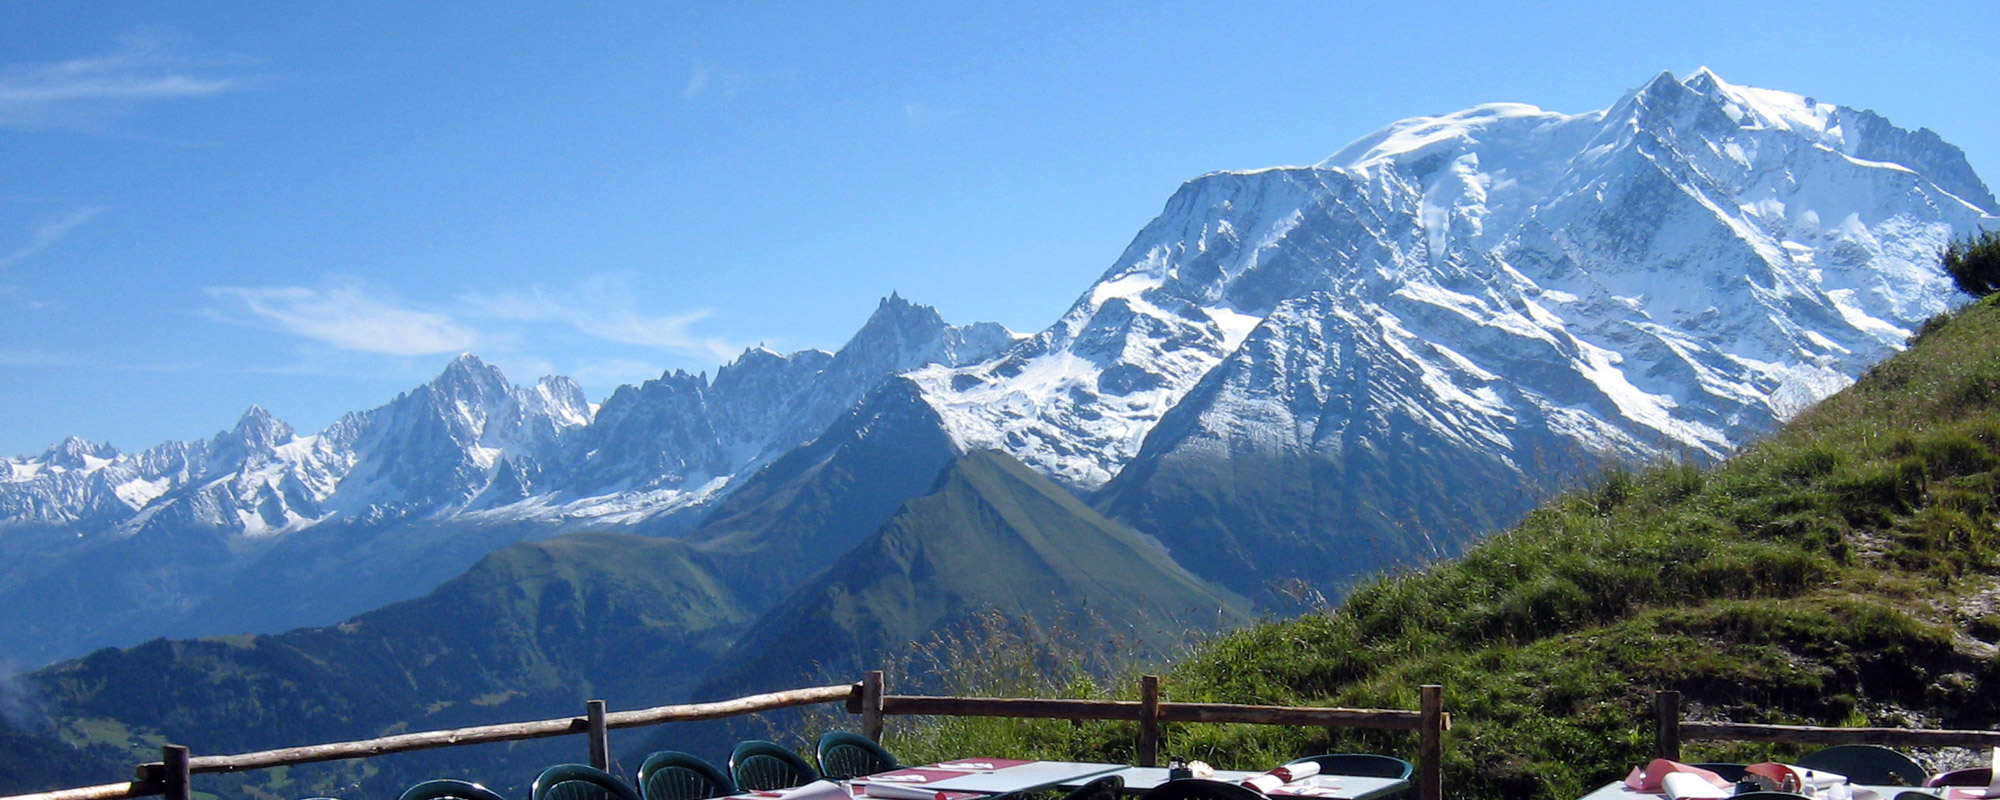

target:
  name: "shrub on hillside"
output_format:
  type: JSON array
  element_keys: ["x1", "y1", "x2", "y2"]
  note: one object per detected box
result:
[{"x1": 1943, "y1": 229, "x2": 2000, "y2": 297}]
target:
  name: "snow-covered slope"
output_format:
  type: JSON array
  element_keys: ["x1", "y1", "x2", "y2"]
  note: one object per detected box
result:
[
  {"x1": 0, "y1": 296, "x2": 1015, "y2": 665},
  {"x1": 0, "y1": 296, "x2": 1013, "y2": 543},
  {"x1": 913, "y1": 69, "x2": 1995, "y2": 497},
  {"x1": 2, "y1": 356, "x2": 593, "y2": 538}
]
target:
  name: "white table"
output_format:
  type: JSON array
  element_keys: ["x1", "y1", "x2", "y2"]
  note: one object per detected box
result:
[
  {"x1": 847, "y1": 759, "x2": 1408, "y2": 800},
  {"x1": 917, "y1": 762, "x2": 1129, "y2": 794},
  {"x1": 1098, "y1": 768, "x2": 1409, "y2": 800}
]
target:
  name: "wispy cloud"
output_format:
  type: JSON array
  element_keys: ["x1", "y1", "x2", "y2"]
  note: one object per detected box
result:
[
  {"x1": 0, "y1": 34, "x2": 257, "y2": 130},
  {"x1": 681, "y1": 58, "x2": 750, "y2": 102},
  {"x1": 0, "y1": 206, "x2": 106, "y2": 270},
  {"x1": 461, "y1": 283, "x2": 743, "y2": 361},
  {"x1": 205, "y1": 281, "x2": 478, "y2": 357},
  {"x1": 203, "y1": 275, "x2": 744, "y2": 371},
  {"x1": 903, "y1": 100, "x2": 964, "y2": 129},
  {"x1": 0, "y1": 346, "x2": 65, "y2": 367},
  {"x1": 683, "y1": 59, "x2": 714, "y2": 99}
]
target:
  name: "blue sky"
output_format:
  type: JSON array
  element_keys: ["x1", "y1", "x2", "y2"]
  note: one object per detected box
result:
[{"x1": 3, "y1": 2, "x2": 1995, "y2": 457}]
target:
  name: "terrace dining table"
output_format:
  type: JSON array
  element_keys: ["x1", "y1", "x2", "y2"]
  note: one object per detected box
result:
[
  {"x1": 782, "y1": 758, "x2": 1412, "y2": 800},
  {"x1": 857, "y1": 759, "x2": 1125, "y2": 796},
  {"x1": 1099, "y1": 766, "x2": 1409, "y2": 799}
]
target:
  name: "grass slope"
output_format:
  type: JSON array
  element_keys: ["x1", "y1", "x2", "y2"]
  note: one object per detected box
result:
[
  {"x1": 695, "y1": 450, "x2": 1252, "y2": 700},
  {"x1": 680, "y1": 378, "x2": 960, "y2": 602},
  {"x1": 905, "y1": 298, "x2": 2000, "y2": 799}
]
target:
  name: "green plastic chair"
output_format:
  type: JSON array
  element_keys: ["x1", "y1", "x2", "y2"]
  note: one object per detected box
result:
[
  {"x1": 1286, "y1": 753, "x2": 1414, "y2": 780},
  {"x1": 1797, "y1": 745, "x2": 1927, "y2": 786},
  {"x1": 398, "y1": 780, "x2": 508, "y2": 800},
  {"x1": 638, "y1": 751, "x2": 737, "y2": 800},
  {"x1": 1927, "y1": 767, "x2": 1992, "y2": 788},
  {"x1": 1061, "y1": 775, "x2": 1126, "y2": 800},
  {"x1": 1138, "y1": 779, "x2": 1267, "y2": 800},
  {"x1": 730, "y1": 740, "x2": 818, "y2": 791},
  {"x1": 1286, "y1": 753, "x2": 1413, "y2": 800},
  {"x1": 815, "y1": 731, "x2": 900, "y2": 780},
  {"x1": 532, "y1": 764, "x2": 643, "y2": 800}
]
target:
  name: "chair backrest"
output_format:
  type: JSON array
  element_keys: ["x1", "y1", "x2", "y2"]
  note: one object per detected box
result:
[
  {"x1": 398, "y1": 780, "x2": 508, "y2": 800},
  {"x1": 1733, "y1": 793, "x2": 1818, "y2": 800},
  {"x1": 1797, "y1": 745, "x2": 1927, "y2": 786},
  {"x1": 816, "y1": 731, "x2": 900, "y2": 780},
  {"x1": 639, "y1": 751, "x2": 737, "y2": 800},
  {"x1": 1927, "y1": 767, "x2": 1992, "y2": 788},
  {"x1": 730, "y1": 740, "x2": 818, "y2": 791},
  {"x1": 1285, "y1": 754, "x2": 1415, "y2": 780},
  {"x1": 1138, "y1": 779, "x2": 1269, "y2": 800},
  {"x1": 1691, "y1": 763, "x2": 1749, "y2": 783},
  {"x1": 533, "y1": 764, "x2": 643, "y2": 800},
  {"x1": 1062, "y1": 775, "x2": 1126, "y2": 800}
]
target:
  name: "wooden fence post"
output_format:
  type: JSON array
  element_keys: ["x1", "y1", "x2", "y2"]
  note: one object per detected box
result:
[
  {"x1": 162, "y1": 745, "x2": 191, "y2": 800},
  {"x1": 1655, "y1": 691, "x2": 1682, "y2": 762},
  {"x1": 1418, "y1": 686, "x2": 1442, "y2": 800},
  {"x1": 587, "y1": 700, "x2": 610, "y2": 771},
  {"x1": 1139, "y1": 675, "x2": 1161, "y2": 768},
  {"x1": 862, "y1": 671, "x2": 886, "y2": 742}
]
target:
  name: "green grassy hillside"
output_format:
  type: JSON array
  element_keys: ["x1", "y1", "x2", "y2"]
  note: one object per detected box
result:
[
  {"x1": 894, "y1": 297, "x2": 2000, "y2": 799},
  {"x1": 694, "y1": 449, "x2": 1251, "y2": 699},
  {"x1": 679, "y1": 378, "x2": 960, "y2": 601}
]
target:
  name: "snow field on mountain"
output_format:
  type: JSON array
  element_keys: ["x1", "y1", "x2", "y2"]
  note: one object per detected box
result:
[{"x1": 1, "y1": 68, "x2": 1993, "y2": 558}]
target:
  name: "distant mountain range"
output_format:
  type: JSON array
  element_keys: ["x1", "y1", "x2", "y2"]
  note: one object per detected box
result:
[{"x1": 0, "y1": 67, "x2": 1994, "y2": 795}]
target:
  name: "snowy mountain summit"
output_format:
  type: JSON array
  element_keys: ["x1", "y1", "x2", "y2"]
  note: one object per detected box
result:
[
  {"x1": 913, "y1": 68, "x2": 1995, "y2": 500},
  {"x1": 0, "y1": 69, "x2": 1991, "y2": 663}
]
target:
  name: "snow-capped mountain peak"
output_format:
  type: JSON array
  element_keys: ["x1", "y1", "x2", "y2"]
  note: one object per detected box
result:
[
  {"x1": 1321, "y1": 101, "x2": 1588, "y2": 176},
  {"x1": 905, "y1": 69, "x2": 1996, "y2": 491}
]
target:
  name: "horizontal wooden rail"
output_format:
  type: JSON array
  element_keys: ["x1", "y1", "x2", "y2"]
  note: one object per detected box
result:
[
  {"x1": 134, "y1": 683, "x2": 858, "y2": 780},
  {"x1": 1684, "y1": 721, "x2": 2000, "y2": 749},
  {"x1": 1163, "y1": 702, "x2": 1430, "y2": 730},
  {"x1": 0, "y1": 781, "x2": 160, "y2": 800},
  {"x1": 882, "y1": 695, "x2": 1144, "y2": 720},
  {"x1": 603, "y1": 684, "x2": 856, "y2": 729},
  {"x1": 1653, "y1": 690, "x2": 2000, "y2": 759},
  {"x1": 880, "y1": 695, "x2": 1436, "y2": 729}
]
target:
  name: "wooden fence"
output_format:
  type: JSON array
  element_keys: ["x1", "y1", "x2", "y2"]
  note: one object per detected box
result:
[
  {"x1": 1, "y1": 674, "x2": 1449, "y2": 800},
  {"x1": 1651, "y1": 690, "x2": 2000, "y2": 759}
]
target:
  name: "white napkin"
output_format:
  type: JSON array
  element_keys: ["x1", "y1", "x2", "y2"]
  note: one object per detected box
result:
[
  {"x1": 862, "y1": 783, "x2": 937, "y2": 800},
  {"x1": 780, "y1": 781, "x2": 853, "y2": 800},
  {"x1": 1662, "y1": 773, "x2": 1731, "y2": 800},
  {"x1": 1242, "y1": 763, "x2": 1321, "y2": 794},
  {"x1": 1988, "y1": 747, "x2": 2000, "y2": 796},
  {"x1": 1747, "y1": 762, "x2": 1847, "y2": 793}
]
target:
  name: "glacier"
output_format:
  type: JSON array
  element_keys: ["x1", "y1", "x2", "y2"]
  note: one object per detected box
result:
[{"x1": 913, "y1": 69, "x2": 1994, "y2": 499}]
